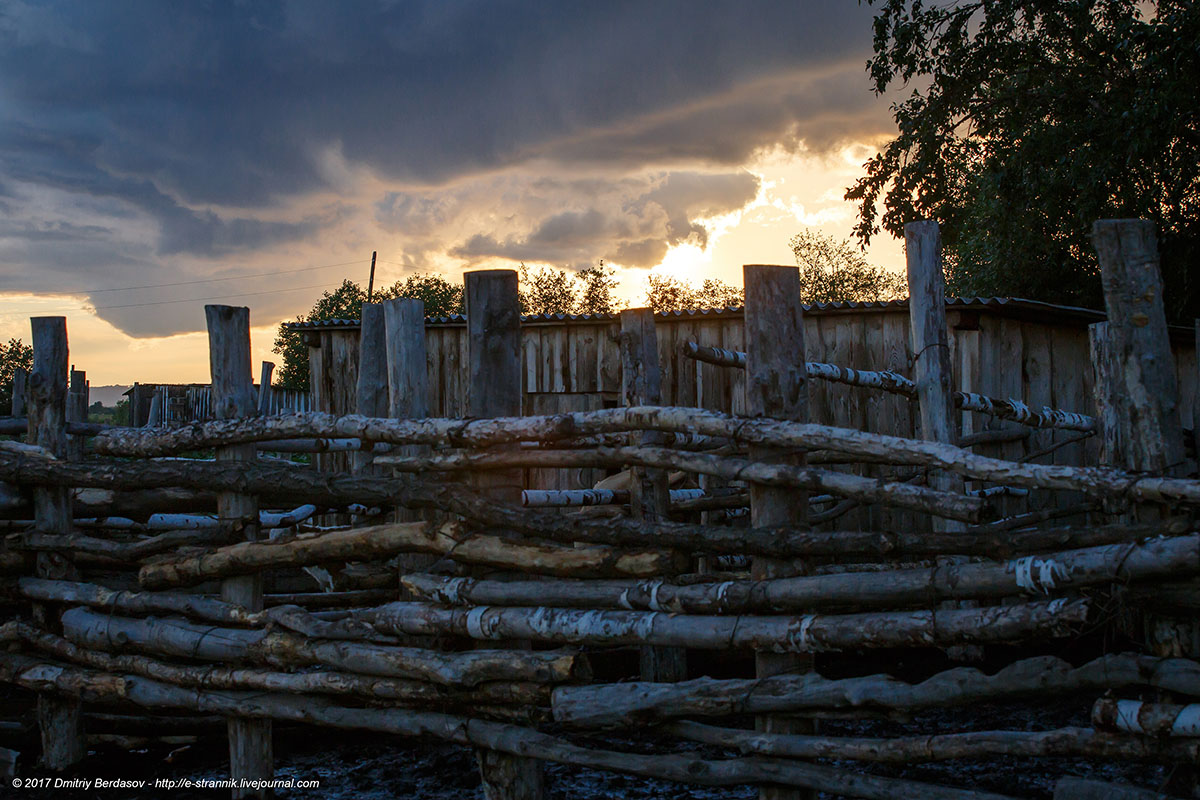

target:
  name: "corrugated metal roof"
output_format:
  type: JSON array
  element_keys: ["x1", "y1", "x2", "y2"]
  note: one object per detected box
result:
[{"x1": 281, "y1": 297, "x2": 1109, "y2": 332}]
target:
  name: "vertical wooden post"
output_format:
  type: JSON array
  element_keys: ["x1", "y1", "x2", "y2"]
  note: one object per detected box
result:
[
  {"x1": 66, "y1": 368, "x2": 87, "y2": 460},
  {"x1": 465, "y1": 270, "x2": 543, "y2": 800},
  {"x1": 205, "y1": 306, "x2": 272, "y2": 799},
  {"x1": 11, "y1": 365, "x2": 27, "y2": 416},
  {"x1": 384, "y1": 298, "x2": 431, "y2": 565},
  {"x1": 1093, "y1": 219, "x2": 1185, "y2": 473},
  {"x1": 28, "y1": 317, "x2": 85, "y2": 770},
  {"x1": 743, "y1": 265, "x2": 814, "y2": 800},
  {"x1": 257, "y1": 361, "x2": 275, "y2": 415},
  {"x1": 905, "y1": 220, "x2": 966, "y2": 528},
  {"x1": 354, "y1": 303, "x2": 388, "y2": 475},
  {"x1": 1093, "y1": 220, "x2": 1194, "y2": 794},
  {"x1": 620, "y1": 308, "x2": 686, "y2": 682},
  {"x1": 1088, "y1": 322, "x2": 1127, "y2": 470},
  {"x1": 384, "y1": 298, "x2": 429, "y2": 421}
]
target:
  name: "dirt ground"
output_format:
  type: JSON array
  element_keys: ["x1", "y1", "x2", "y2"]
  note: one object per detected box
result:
[{"x1": 5, "y1": 691, "x2": 1172, "y2": 800}]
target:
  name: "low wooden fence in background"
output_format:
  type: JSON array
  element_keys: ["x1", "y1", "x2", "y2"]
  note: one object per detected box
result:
[{"x1": 1, "y1": 219, "x2": 1197, "y2": 800}]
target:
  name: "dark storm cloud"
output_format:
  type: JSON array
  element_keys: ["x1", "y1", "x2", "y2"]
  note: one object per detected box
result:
[
  {"x1": 0, "y1": 0, "x2": 888, "y2": 335},
  {"x1": 444, "y1": 170, "x2": 759, "y2": 268}
]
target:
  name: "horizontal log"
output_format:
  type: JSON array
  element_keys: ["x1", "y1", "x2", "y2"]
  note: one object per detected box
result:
[
  {"x1": 521, "y1": 488, "x2": 708, "y2": 508},
  {"x1": 1, "y1": 621, "x2": 547, "y2": 719},
  {"x1": 17, "y1": 578, "x2": 390, "y2": 641},
  {"x1": 68, "y1": 407, "x2": 1200, "y2": 507},
  {"x1": 138, "y1": 519, "x2": 683, "y2": 588},
  {"x1": 401, "y1": 534, "x2": 1200, "y2": 614},
  {"x1": 376, "y1": 446, "x2": 985, "y2": 522},
  {"x1": 667, "y1": 720, "x2": 1199, "y2": 764},
  {"x1": 682, "y1": 343, "x2": 1096, "y2": 431},
  {"x1": 363, "y1": 598, "x2": 1088, "y2": 652},
  {"x1": 12, "y1": 527, "x2": 240, "y2": 561},
  {"x1": 59, "y1": 607, "x2": 587, "y2": 687},
  {"x1": 551, "y1": 653, "x2": 1200, "y2": 727},
  {"x1": 1092, "y1": 698, "x2": 1200, "y2": 737},
  {"x1": 0, "y1": 450, "x2": 1186, "y2": 560},
  {"x1": 0, "y1": 651, "x2": 1019, "y2": 800}
]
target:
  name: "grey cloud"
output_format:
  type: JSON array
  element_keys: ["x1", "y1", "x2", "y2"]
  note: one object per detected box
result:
[
  {"x1": 0, "y1": 0, "x2": 888, "y2": 336},
  {"x1": 445, "y1": 169, "x2": 758, "y2": 268}
]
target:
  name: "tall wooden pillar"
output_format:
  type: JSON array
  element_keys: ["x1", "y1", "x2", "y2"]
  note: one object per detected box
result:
[
  {"x1": 465, "y1": 270, "x2": 543, "y2": 800},
  {"x1": 904, "y1": 220, "x2": 965, "y2": 529},
  {"x1": 743, "y1": 265, "x2": 814, "y2": 800},
  {"x1": 620, "y1": 308, "x2": 686, "y2": 681},
  {"x1": 206, "y1": 305, "x2": 272, "y2": 798},
  {"x1": 29, "y1": 317, "x2": 85, "y2": 769}
]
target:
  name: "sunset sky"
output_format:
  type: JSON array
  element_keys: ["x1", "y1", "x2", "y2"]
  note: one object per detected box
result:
[{"x1": 0, "y1": 1, "x2": 905, "y2": 385}]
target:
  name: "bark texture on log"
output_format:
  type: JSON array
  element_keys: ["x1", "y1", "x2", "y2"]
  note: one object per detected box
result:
[
  {"x1": 364, "y1": 598, "x2": 1087, "y2": 652},
  {"x1": 76, "y1": 406, "x2": 1200, "y2": 507},
  {"x1": 668, "y1": 720, "x2": 1198, "y2": 764},
  {"x1": 400, "y1": 534, "x2": 1200, "y2": 612},
  {"x1": 58, "y1": 608, "x2": 586, "y2": 687},
  {"x1": 0, "y1": 651, "x2": 1020, "y2": 800},
  {"x1": 551, "y1": 653, "x2": 1200, "y2": 727},
  {"x1": 137, "y1": 519, "x2": 683, "y2": 588}
]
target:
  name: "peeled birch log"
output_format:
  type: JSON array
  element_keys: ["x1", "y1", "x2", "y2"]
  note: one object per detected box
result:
[
  {"x1": 551, "y1": 653, "x2": 1200, "y2": 727},
  {"x1": 402, "y1": 534, "x2": 1200, "y2": 613},
  {"x1": 364, "y1": 598, "x2": 1088, "y2": 652},
  {"x1": 376, "y1": 446, "x2": 984, "y2": 522},
  {"x1": 59, "y1": 608, "x2": 587, "y2": 687},
  {"x1": 138, "y1": 519, "x2": 683, "y2": 589},
  {"x1": 667, "y1": 720, "x2": 1200, "y2": 764},
  {"x1": 18, "y1": 578, "x2": 388, "y2": 641},
  {"x1": 1092, "y1": 698, "x2": 1200, "y2": 737},
  {"x1": 683, "y1": 342, "x2": 1096, "y2": 432},
  {"x1": 66, "y1": 406, "x2": 1200, "y2": 507},
  {"x1": 2, "y1": 622, "x2": 547, "y2": 718},
  {"x1": 0, "y1": 652, "x2": 1019, "y2": 800}
]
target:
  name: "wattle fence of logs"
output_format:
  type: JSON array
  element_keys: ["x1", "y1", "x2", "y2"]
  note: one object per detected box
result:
[{"x1": 1, "y1": 219, "x2": 1198, "y2": 800}]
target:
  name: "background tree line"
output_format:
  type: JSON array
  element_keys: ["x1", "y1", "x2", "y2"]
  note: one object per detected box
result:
[{"x1": 270, "y1": 230, "x2": 903, "y2": 391}]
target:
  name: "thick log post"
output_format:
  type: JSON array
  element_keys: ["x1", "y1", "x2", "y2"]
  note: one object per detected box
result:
[
  {"x1": 256, "y1": 362, "x2": 274, "y2": 416},
  {"x1": 28, "y1": 317, "x2": 85, "y2": 769},
  {"x1": 1094, "y1": 220, "x2": 1185, "y2": 474},
  {"x1": 1094, "y1": 220, "x2": 1195, "y2": 794},
  {"x1": 465, "y1": 270, "x2": 544, "y2": 800},
  {"x1": 354, "y1": 303, "x2": 388, "y2": 475},
  {"x1": 11, "y1": 365, "x2": 27, "y2": 416},
  {"x1": 743, "y1": 264, "x2": 814, "y2": 800},
  {"x1": 906, "y1": 222, "x2": 978, "y2": 661},
  {"x1": 620, "y1": 308, "x2": 686, "y2": 683},
  {"x1": 205, "y1": 306, "x2": 272, "y2": 798},
  {"x1": 66, "y1": 368, "x2": 87, "y2": 461},
  {"x1": 384, "y1": 297, "x2": 430, "y2": 536},
  {"x1": 905, "y1": 221, "x2": 966, "y2": 526}
]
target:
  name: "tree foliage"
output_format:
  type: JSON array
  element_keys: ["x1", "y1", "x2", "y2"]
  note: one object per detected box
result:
[
  {"x1": 518, "y1": 263, "x2": 621, "y2": 315},
  {"x1": 848, "y1": 0, "x2": 1200, "y2": 319},
  {"x1": 790, "y1": 229, "x2": 906, "y2": 303},
  {"x1": 272, "y1": 274, "x2": 465, "y2": 391},
  {"x1": 645, "y1": 275, "x2": 744, "y2": 311},
  {"x1": 0, "y1": 338, "x2": 33, "y2": 415}
]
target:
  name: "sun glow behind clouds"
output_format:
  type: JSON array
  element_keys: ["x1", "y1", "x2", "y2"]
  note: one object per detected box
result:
[{"x1": 642, "y1": 142, "x2": 906, "y2": 298}]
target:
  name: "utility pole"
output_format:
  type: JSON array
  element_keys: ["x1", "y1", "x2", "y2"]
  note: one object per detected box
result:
[{"x1": 366, "y1": 251, "x2": 377, "y2": 302}]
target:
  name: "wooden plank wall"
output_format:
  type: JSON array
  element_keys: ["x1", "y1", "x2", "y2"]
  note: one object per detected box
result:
[{"x1": 308, "y1": 308, "x2": 1198, "y2": 503}]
